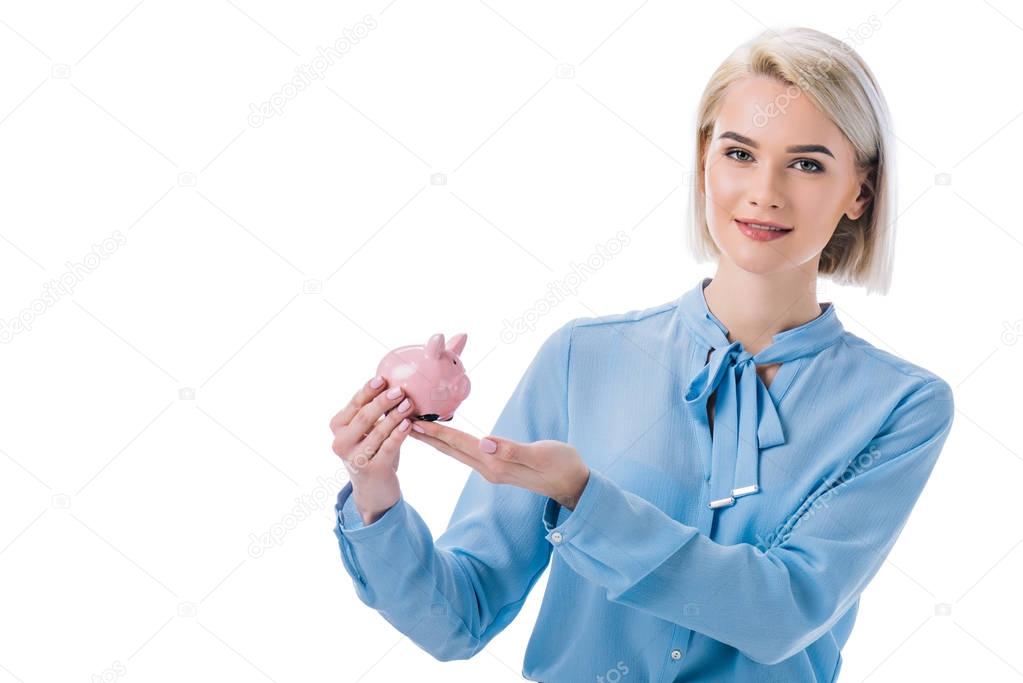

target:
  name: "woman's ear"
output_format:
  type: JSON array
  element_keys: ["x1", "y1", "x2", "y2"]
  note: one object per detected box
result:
[{"x1": 845, "y1": 165, "x2": 876, "y2": 221}]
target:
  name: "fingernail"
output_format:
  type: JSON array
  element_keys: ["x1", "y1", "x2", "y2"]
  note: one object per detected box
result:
[
  {"x1": 411, "y1": 423, "x2": 426, "y2": 434},
  {"x1": 480, "y1": 438, "x2": 498, "y2": 454},
  {"x1": 398, "y1": 398, "x2": 411, "y2": 412},
  {"x1": 370, "y1": 376, "x2": 384, "y2": 389},
  {"x1": 398, "y1": 418, "x2": 410, "y2": 431},
  {"x1": 386, "y1": 386, "x2": 402, "y2": 399}
]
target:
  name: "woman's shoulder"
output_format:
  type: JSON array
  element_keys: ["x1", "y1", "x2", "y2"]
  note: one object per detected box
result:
[
  {"x1": 834, "y1": 331, "x2": 951, "y2": 389},
  {"x1": 830, "y1": 332, "x2": 955, "y2": 435},
  {"x1": 549, "y1": 297, "x2": 690, "y2": 381},
  {"x1": 562, "y1": 296, "x2": 682, "y2": 340}
]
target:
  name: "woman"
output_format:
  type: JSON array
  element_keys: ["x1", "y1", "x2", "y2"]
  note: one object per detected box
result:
[{"x1": 329, "y1": 26, "x2": 954, "y2": 682}]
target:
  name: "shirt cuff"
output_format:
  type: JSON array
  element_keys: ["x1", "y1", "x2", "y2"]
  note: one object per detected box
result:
[
  {"x1": 541, "y1": 468, "x2": 698, "y2": 593},
  {"x1": 542, "y1": 467, "x2": 604, "y2": 541},
  {"x1": 335, "y1": 480, "x2": 407, "y2": 540}
]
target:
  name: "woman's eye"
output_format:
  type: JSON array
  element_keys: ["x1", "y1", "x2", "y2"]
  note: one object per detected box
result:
[
  {"x1": 724, "y1": 148, "x2": 823, "y2": 174},
  {"x1": 793, "y1": 159, "x2": 824, "y2": 173}
]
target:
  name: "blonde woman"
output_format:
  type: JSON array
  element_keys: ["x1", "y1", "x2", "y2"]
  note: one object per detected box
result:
[{"x1": 329, "y1": 26, "x2": 953, "y2": 682}]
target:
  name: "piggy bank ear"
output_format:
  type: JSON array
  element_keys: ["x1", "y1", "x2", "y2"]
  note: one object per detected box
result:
[
  {"x1": 446, "y1": 332, "x2": 467, "y2": 357},
  {"x1": 425, "y1": 333, "x2": 446, "y2": 360}
]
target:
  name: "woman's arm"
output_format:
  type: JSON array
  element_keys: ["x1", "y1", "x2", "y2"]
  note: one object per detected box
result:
[
  {"x1": 541, "y1": 377, "x2": 954, "y2": 665},
  {"x1": 333, "y1": 321, "x2": 575, "y2": 661}
]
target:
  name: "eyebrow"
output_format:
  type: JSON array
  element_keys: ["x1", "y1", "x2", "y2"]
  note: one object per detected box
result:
[{"x1": 717, "y1": 131, "x2": 835, "y2": 159}]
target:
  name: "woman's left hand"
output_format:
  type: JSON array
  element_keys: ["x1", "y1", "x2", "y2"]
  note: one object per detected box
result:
[{"x1": 408, "y1": 421, "x2": 591, "y2": 510}]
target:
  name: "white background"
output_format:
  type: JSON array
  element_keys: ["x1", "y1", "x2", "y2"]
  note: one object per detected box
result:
[{"x1": 1, "y1": 1, "x2": 1021, "y2": 681}]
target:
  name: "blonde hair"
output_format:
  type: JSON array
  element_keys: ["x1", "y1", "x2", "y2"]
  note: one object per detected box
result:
[{"x1": 687, "y1": 26, "x2": 896, "y2": 295}]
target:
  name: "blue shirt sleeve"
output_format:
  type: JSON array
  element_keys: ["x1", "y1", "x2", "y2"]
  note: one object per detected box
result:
[
  {"x1": 332, "y1": 320, "x2": 575, "y2": 661},
  {"x1": 541, "y1": 377, "x2": 955, "y2": 665}
]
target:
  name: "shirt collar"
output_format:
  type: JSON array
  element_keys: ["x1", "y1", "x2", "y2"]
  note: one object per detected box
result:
[
  {"x1": 679, "y1": 277, "x2": 845, "y2": 363},
  {"x1": 677, "y1": 277, "x2": 846, "y2": 510}
]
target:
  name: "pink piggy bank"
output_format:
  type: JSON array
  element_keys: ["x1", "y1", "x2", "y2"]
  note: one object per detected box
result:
[{"x1": 376, "y1": 332, "x2": 471, "y2": 422}]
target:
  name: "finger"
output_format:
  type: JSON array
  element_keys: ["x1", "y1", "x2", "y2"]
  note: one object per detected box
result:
[
  {"x1": 360, "y1": 395, "x2": 415, "y2": 455},
  {"x1": 480, "y1": 436, "x2": 543, "y2": 471},
  {"x1": 348, "y1": 384, "x2": 408, "y2": 437},
  {"x1": 374, "y1": 417, "x2": 411, "y2": 469},
  {"x1": 409, "y1": 431, "x2": 485, "y2": 471},
  {"x1": 339, "y1": 436, "x2": 377, "y2": 474},
  {"x1": 412, "y1": 420, "x2": 484, "y2": 458},
  {"x1": 330, "y1": 375, "x2": 387, "y2": 433},
  {"x1": 410, "y1": 431, "x2": 531, "y2": 484},
  {"x1": 417, "y1": 422, "x2": 537, "y2": 471}
]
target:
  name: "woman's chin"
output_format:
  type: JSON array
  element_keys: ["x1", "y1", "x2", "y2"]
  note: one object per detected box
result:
[{"x1": 719, "y1": 244, "x2": 794, "y2": 275}]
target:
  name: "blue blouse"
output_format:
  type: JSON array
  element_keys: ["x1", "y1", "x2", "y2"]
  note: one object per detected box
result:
[{"x1": 333, "y1": 276, "x2": 955, "y2": 682}]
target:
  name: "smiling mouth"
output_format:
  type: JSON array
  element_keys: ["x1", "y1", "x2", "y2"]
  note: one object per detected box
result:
[
  {"x1": 735, "y1": 219, "x2": 794, "y2": 240},
  {"x1": 734, "y1": 219, "x2": 793, "y2": 232}
]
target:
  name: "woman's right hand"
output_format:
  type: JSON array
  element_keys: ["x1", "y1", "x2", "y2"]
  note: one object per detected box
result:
[{"x1": 330, "y1": 376, "x2": 416, "y2": 525}]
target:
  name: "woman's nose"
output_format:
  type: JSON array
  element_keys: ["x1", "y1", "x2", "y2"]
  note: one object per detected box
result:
[{"x1": 746, "y1": 170, "x2": 785, "y2": 209}]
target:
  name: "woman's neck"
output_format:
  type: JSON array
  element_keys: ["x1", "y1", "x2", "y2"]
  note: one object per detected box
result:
[{"x1": 702, "y1": 261, "x2": 824, "y2": 356}]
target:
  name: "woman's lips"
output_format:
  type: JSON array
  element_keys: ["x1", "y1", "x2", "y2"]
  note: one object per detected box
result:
[{"x1": 735, "y1": 219, "x2": 793, "y2": 241}]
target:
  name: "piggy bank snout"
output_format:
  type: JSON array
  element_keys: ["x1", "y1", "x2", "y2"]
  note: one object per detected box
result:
[
  {"x1": 428, "y1": 373, "x2": 470, "y2": 401},
  {"x1": 456, "y1": 374, "x2": 471, "y2": 399}
]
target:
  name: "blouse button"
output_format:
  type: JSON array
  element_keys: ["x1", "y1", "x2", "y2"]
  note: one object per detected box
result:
[
  {"x1": 670, "y1": 649, "x2": 683, "y2": 661},
  {"x1": 550, "y1": 531, "x2": 564, "y2": 544}
]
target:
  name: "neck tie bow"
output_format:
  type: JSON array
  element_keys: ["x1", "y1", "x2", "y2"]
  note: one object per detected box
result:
[{"x1": 679, "y1": 278, "x2": 845, "y2": 510}]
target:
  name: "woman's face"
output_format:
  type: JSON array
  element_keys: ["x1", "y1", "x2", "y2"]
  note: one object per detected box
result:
[{"x1": 701, "y1": 75, "x2": 873, "y2": 275}]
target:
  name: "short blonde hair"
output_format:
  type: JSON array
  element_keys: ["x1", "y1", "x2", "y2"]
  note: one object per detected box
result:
[{"x1": 687, "y1": 26, "x2": 896, "y2": 295}]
